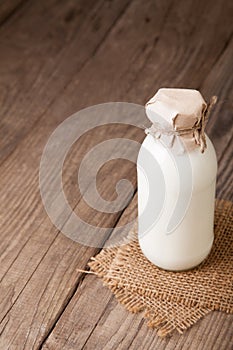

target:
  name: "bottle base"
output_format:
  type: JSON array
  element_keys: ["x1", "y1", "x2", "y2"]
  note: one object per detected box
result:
[{"x1": 139, "y1": 240, "x2": 213, "y2": 272}]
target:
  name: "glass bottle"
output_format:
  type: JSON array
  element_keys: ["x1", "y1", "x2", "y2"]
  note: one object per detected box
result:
[{"x1": 137, "y1": 88, "x2": 217, "y2": 271}]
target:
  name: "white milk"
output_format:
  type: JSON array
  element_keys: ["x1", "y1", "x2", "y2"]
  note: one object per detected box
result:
[{"x1": 137, "y1": 89, "x2": 217, "y2": 271}]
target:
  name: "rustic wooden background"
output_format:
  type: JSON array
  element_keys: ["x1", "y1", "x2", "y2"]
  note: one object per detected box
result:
[{"x1": 0, "y1": 0, "x2": 232, "y2": 349}]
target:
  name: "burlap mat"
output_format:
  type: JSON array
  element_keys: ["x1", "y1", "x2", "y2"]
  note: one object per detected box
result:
[{"x1": 88, "y1": 199, "x2": 233, "y2": 337}]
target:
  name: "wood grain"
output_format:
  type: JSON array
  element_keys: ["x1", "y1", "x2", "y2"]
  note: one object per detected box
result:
[
  {"x1": 0, "y1": 0, "x2": 132, "y2": 164},
  {"x1": 0, "y1": 0, "x2": 232, "y2": 349},
  {"x1": 0, "y1": 0, "x2": 27, "y2": 25},
  {"x1": 41, "y1": 276, "x2": 233, "y2": 350}
]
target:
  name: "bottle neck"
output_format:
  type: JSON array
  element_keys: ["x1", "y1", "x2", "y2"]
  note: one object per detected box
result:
[{"x1": 145, "y1": 123, "x2": 206, "y2": 154}]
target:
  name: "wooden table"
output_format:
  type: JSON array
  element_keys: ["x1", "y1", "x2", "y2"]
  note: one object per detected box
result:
[{"x1": 0, "y1": 0, "x2": 232, "y2": 349}]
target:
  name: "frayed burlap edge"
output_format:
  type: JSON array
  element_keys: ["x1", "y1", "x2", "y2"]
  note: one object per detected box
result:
[{"x1": 89, "y1": 249, "x2": 212, "y2": 337}]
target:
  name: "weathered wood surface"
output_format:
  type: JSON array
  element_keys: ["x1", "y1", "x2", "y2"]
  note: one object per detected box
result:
[{"x1": 0, "y1": 0, "x2": 232, "y2": 349}]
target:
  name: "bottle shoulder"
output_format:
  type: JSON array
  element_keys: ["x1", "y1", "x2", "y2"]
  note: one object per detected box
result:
[
  {"x1": 137, "y1": 134, "x2": 217, "y2": 190},
  {"x1": 139, "y1": 134, "x2": 217, "y2": 165}
]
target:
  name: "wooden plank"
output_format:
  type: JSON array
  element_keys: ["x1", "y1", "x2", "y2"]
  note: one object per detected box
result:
[
  {"x1": 0, "y1": 0, "x2": 232, "y2": 349},
  {"x1": 0, "y1": 0, "x2": 174, "y2": 287},
  {"x1": 0, "y1": 124, "x2": 142, "y2": 349},
  {"x1": 0, "y1": 0, "x2": 172, "y2": 348},
  {"x1": 0, "y1": 0, "x2": 26, "y2": 25},
  {"x1": 0, "y1": 5, "x2": 137, "y2": 333},
  {"x1": 201, "y1": 37, "x2": 233, "y2": 201},
  {"x1": 0, "y1": 0, "x2": 134, "y2": 275},
  {"x1": 0, "y1": 0, "x2": 132, "y2": 164}
]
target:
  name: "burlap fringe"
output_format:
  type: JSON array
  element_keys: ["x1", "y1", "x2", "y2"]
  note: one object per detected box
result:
[{"x1": 89, "y1": 257, "x2": 212, "y2": 337}]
